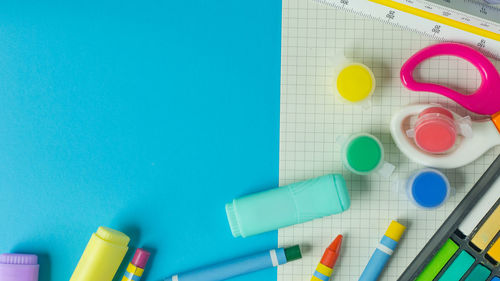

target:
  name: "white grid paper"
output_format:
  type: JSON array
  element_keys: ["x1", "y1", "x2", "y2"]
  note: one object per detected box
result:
[{"x1": 277, "y1": 1, "x2": 500, "y2": 280}]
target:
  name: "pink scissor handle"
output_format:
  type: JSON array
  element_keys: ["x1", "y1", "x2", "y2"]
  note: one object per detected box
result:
[{"x1": 401, "y1": 43, "x2": 500, "y2": 116}]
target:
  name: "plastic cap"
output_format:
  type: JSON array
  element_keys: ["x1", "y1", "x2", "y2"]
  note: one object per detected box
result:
[
  {"x1": 96, "y1": 226, "x2": 130, "y2": 246},
  {"x1": 131, "y1": 249, "x2": 150, "y2": 269},
  {"x1": 225, "y1": 202, "x2": 242, "y2": 238},
  {"x1": 0, "y1": 254, "x2": 38, "y2": 265},
  {"x1": 342, "y1": 134, "x2": 383, "y2": 175},
  {"x1": 377, "y1": 162, "x2": 395, "y2": 178},
  {"x1": 332, "y1": 174, "x2": 351, "y2": 211},
  {"x1": 385, "y1": 221, "x2": 406, "y2": 242},
  {"x1": 336, "y1": 63, "x2": 375, "y2": 102},
  {"x1": 0, "y1": 254, "x2": 39, "y2": 281},
  {"x1": 415, "y1": 107, "x2": 457, "y2": 154},
  {"x1": 408, "y1": 169, "x2": 450, "y2": 209},
  {"x1": 284, "y1": 245, "x2": 302, "y2": 262}
]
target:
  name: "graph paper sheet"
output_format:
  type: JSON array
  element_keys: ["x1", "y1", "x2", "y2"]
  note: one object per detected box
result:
[{"x1": 278, "y1": 0, "x2": 500, "y2": 280}]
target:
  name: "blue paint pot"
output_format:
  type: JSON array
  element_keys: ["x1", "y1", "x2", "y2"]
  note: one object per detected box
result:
[{"x1": 406, "y1": 168, "x2": 450, "y2": 209}]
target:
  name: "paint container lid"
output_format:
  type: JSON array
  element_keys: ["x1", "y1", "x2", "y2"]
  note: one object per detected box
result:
[
  {"x1": 406, "y1": 168, "x2": 450, "y2": 209},
  {"x1": 0, "y1": 253, "x2": 39, "y2": 281},
  {"x1": 414, "y1": 107, "x2": 457, "y2": 154},
  {"x1": 335, "y1": 63, "x2": 375, "y2": 103},
  {"x1": 340, "y1": 133, "x2": 393, "y2": 176}
]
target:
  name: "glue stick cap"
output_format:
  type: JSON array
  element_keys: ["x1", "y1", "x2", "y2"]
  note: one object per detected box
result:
[
  {"x1": 226, "y1": 174, "x2": 350, "y2": 238},
  {"x1": 70, "y1": 226, "x2": 130, "y2": 281},
  {"x1": 405, "y1": 168, "x2": 451, "y2": 209},
  {"x1": 0, "y1": 253, "x2": 39, "y2": 281}
]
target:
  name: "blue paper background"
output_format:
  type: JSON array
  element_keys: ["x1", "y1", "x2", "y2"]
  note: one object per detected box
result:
[{"x1": 0, "y1": 1, "x2": 281, "y2": 280}]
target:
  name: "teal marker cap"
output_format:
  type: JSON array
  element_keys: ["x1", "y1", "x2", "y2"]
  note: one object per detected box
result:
[{"x1": 226, "y1": 174, "x2": 351, "y2": 238}]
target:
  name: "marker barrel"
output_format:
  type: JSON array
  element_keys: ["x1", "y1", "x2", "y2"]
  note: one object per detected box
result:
[
  {"x1": 359, "y1": 221, "x2": 405, "y2": 281},
  {"x1": 166, "y1": 247, "x2": 299, "y2": 281},
  {"x1": 122, "y1": 249, "x2": 150, "y2": 281}
]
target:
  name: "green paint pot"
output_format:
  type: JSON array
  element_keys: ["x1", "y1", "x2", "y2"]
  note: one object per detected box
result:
[{"x1": 341, "y1": 133, "x2": 385, "y2": 175}]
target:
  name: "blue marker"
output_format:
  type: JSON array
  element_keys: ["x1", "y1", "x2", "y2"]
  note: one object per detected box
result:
[
  {"x1": 359, "y1": 221, "x2": 406, "y2": 281},
  {"x1": 165, "y1": 245, "x2": 301, "y2": 281}
]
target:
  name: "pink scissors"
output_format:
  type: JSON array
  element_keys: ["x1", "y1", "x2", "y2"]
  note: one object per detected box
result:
[{"x1": 400, "y1": 42, "x2": 500, "y2": 132}]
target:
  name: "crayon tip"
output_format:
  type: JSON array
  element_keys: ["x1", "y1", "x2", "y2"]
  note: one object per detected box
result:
[
  {"x1": 320, "y1": 235, "x2": 343, "y2": 268},
  {"x1": 328, "y1": 235, "x2": 343, "y2": 253}
]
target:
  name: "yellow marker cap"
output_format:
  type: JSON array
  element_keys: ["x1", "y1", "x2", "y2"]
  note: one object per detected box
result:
[
  {"x1": 336, "y1": 63, "x2": 375, "y2": 102},
  {"x1": 385, "y1": 221, "x2": 406, "y2": 242},
  {"x1": 70, "y1": 226, "x2": 130, "y2": 281}
]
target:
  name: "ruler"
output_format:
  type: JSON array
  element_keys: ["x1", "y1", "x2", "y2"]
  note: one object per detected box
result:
[
  {"x1": 424, "y1": 0, "x2": 500, "y2": 24},
  {"x1": 316, "y1": 0, "x2": 500, "y2": 59}
]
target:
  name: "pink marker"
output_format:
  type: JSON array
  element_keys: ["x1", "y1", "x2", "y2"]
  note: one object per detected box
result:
[{"x1": 0, "y1": 253, "x2": 39, "y2": 281}]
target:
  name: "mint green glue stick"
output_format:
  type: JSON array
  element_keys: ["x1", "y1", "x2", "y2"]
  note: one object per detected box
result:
[{"x1": 225, "y1": 174, "x2": 350, "y2": 238}]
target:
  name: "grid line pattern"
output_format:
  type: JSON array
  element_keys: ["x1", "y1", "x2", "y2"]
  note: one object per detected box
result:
[{"x1": 278, "y1": 1, "x2": 500, "y2": 280}]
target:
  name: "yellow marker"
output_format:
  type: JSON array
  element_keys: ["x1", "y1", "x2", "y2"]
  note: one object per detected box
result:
[
  {"x1": 368, "y1": 0, "x2": 500, "y2": 42},
  {"x1": 487, "y1": 237, "x2": 500, "y2": 263},
  {"x1": 70, "y1": 226, "x2": 130, "y2": 281},
  {"x1": 336, "y1": 63, "x2": 375, "y2": 103},
  {"x1": 471, "y1": 205, "x2": 500, "y2": 250}
]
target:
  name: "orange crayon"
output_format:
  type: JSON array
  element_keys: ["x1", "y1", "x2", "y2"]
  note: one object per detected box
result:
[{"x1": 311, "y1": 235, "x2": 343, "y2": 281}]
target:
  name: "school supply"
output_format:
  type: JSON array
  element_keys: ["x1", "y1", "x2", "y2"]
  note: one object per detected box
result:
[
  {"x1": 278, "y1": 1, "x2": 500, "y2": 279},
  {"x1": 315, "y1": 0, "x2": 500, "y2": 58},
  {"x1": 70, "y1": 226, "x2": 130, "y2": 281},
  {"x1": 401, "y1": 168, "x2": 451, "y2": 209},
  {"x1": 311, "y1": 235, "x2": 343, "y2": 281},
  {"x1": 334, "y1": 62, "x2": 376, "y2": 105},
  {"x1": 390, "y1": 104, "x2": 500, "y2": 168},
  {"x1": 338, "y1": 133, "x2": 394, "y2": 177},
  {"x1": 165, "y1": 245, "x2": 302, "y2": 281},
  {"x1": 0, "y1": 253, "x2": 39, "y2": 281},
  {"x1": 226, "y1": 174, "x2": 350, "y2": 238},
  {"x1": 122, "y1": 249, "x2": 150, "y2": 281},
  {"x1": 401, "y1": 42, "x2": 500, "y2": 116},
  {"x1": 405, "y1": 107, "x2": 472, "y2": 154},
  {"x1": 359, "y1": 221, "x2": 406, "y2": 281},
  {"x1": 398, "y1": 154, "x2": 500, "y2": 280}
]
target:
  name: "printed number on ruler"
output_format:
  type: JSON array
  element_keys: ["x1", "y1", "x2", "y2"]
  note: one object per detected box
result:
[{"x1": 316, "y1": 0, "x2": 500, "y2": 59}]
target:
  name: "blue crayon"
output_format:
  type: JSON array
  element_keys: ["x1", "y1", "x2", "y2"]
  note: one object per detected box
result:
[
  {"x1": 165, "y1": 245, "x2": 301, "y2": 281},
  {"x1": 359, "y1": 221, "x2": 406, "y2": 281}
]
